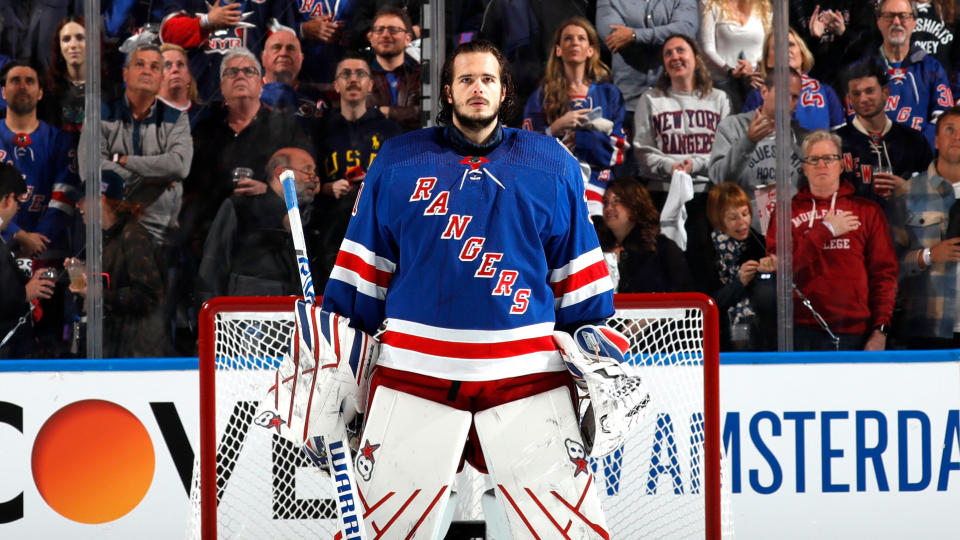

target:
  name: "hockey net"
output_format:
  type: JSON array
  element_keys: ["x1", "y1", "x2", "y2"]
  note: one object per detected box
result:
[{"x1": 189, "y1": 294, "x2": 733, "y2": 539}]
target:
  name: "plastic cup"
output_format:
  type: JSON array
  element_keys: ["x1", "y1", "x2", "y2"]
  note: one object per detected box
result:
[{"x1": 65, "y1": 259, "x2": 86, "y2": 289}]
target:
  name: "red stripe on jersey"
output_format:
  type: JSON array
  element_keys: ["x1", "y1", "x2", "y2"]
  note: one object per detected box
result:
[
  {"x1": 335, "y1": 250, "x2": 393, "y2": 288},
  {"x1": 381, "y1": 332, "x2": 556, "y2": 359},
  {"x1": 550, "y1": 260, "x2": 608, "y2": 298},
  {"x1": 585, "y1": 190, "x2": 603, "y2": 203}
]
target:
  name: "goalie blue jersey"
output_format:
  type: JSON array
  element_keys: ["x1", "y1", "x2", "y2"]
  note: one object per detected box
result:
[
  {"x1": 321, "y1": 127, "x2": 615, "y2": 381},
  {"x1": 522, "y1": 83, "x2": 628, "y2": 217},
  {"x1": 0, "y1": 121, "x2": 79, "y2": 246}
]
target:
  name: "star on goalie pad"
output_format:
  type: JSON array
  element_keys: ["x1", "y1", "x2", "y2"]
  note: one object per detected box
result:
[
  {"x1": 554, "y1": 325, "x2": 651, "y2": 457},
  {"x1": 258, "y1": 301, "x2": 379, "y2": 449}
]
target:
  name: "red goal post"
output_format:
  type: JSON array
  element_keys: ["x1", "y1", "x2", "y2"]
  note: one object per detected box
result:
[{"x1": 192, "y1": 293, "x2": 730, "y2": 539}]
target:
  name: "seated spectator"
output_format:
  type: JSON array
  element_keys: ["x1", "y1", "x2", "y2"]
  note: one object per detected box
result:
[
  {"x1": 698, "y1": 0, "x2": 771, "y2": 112},
  {"x1": 310, "y1": 53, "x2": 401, "y2": 286},
  {"x1": 79, "y1": 44, "x2": 193, "y2": 252},
  {"x1": 838, "y1": 59, "x2": 932, "y2": 209},
  {"x1": 596, "y1": 0, "x2": 699, "y2": 124},
  {"x1": 365, "y1": 6, "x2": 422, "y2": 131},
  {"x1": 693, "y1": 182, "x2": 776, "y2": 350},
  {"x1": 159, "y1": 43, "x2": 206, "y2": 129},
  {"x1": 196, "y1": 147, "x2": 319, "y2": 306},
  {"x1": 913, "y1": 1, "x2": 960, "y2": 98},
  {"x1": 1, "y1": 60, "x2": 80, "y2": 259},
  {"x1": 633, "y1": 34, "x2": 730, "y2": 257},
  {"x1": 766, "y1": 130, "x2": 898, "y2": 351},
  {"x1": 183, "y1": 47, "x2": 311, "y2": 256},
  {"x1": 851, "y1": 0, "x2": 953, "y2": 149},
  {"x1": 522, "y1": 16, "x2": 628, "y2": 217},
  {"x1": 742, "y1": 28, "x2": 846, "y2": 131},
  {"x1": 259, "y1": 26, "x2": 328, "y2": 122},
  {"x1": 68, "y1": 178, "x2": 169, "y2": 357},
  {"x1": 709, "y1": 69, "x2": 806, "y2": 227},
  {"x1": 790, "y1": 1, "x2": 879, "y2": 89},
  {"x1": 0, "y1": 162, "x2": 54, "y2": 358},
  {"x1": 888, "y1": 105, "x2": 960, "y2": 349},
  {"x1": 159, "y1": 0, "x2": 301, "y2": 102},
  {"x1": 596, "y1": 177, "x2": 695, "y2": 293}
]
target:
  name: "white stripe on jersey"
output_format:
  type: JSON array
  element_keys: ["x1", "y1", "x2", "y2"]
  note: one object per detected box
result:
[
  {"x1": 549, "y1": 247, "x2": 605, "y2": 284},
  {"x1": 385, "y1": 318, "x2": 556, "y2": 343},
  {"x1": 340, "y1": 238, "x2": 397, "y2": 273},
  {"x1": 377, "y1": 346, "x2": 564, "y2": 382},
  {"x1": 329, "y1": 265, "x2": 388, "y2": 300}
]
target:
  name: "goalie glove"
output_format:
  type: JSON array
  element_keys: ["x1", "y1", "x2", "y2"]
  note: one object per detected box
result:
[
  {"x1": 554, "y1": 325, "x2": 651, "y2": 457},
  {"x1": 259, "y1": 300, "x2": 378, "y2": 445}
]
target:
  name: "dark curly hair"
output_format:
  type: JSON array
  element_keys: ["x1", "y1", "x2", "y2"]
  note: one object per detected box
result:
[
  {"x1": 436, "y1": 39, "x2": 517, "y2": 126},
  {"x1": 598, "y1": 178, "x2": 660, "y2": 252}
]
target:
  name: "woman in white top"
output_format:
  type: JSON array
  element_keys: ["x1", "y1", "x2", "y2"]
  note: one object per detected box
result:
[{"x1": 698, "y1": 0, "x2": 772, "y2": 111}]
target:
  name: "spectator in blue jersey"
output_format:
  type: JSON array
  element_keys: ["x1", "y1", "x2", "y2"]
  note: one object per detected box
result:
[
  {"x1": 838, "y1": 59, "x2": 933, "y2": 210},
  {"x1": 849, "y1": 0, "x2": 954, "y2": 150},
  {"x1": 596, "y1": 0, "x2": 699, "y2": 122},
  {"x1": 79, "y1": 44, "x2": 193, "y2": 252},
  {"x1": 888, "y1": 105, "x2": 960, "y2": 348},
  {"x1": 710, "y1": 69, "x2": 807, "y2": 228},
  {"x1": 742, "y1": 28, "x2": 846, "y2": 132},
  {"x1": 69, "y1": 177, "x2": 170, "y2": 357},
  {"x1": 260, "y1": 26, "x2": 328, "y2": 122},
  {"x1": 0, "y1": 162, "x2": 54, "y2": 358},
  {"x1": 196, "y1": 147, "x2": 319, "y2": 307},
  {"x1": 365, "y1": 6, "x2": 422, "y2": 131},
  {"x1": 294, "y1": 0, "x2": 361, "y2": 87},
  {"x1": 158, "y1": 43, "x2": 206, "y2": 129},
  {"x1": 0, "y1": 60, "x2": 80, "y2": 261},
  {"x1": 1, "y1": 59, "x2": 82, "y2": 358},
  {"x1": 522, "y1": 17, "x2": 628, "y2": 218},
  {"x1": 596, "y1": 177, "x2": 694, "y2": 294},
  {"x1": 160, "y1": 0, "x2": 301, "y2": 102},
  {"x1": 310, "y1": 53, "x2": 400, "y2": 287}
]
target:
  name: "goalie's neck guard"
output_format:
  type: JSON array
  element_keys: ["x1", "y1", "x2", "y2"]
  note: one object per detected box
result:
[{"x1": 446, "y1": 122, "x2": 504, "y2": 157}]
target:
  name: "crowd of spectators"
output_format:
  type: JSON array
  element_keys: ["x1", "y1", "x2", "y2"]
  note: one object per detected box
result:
[{"x1": 4, "y1": 0, "x2": 960, "y2": 358}]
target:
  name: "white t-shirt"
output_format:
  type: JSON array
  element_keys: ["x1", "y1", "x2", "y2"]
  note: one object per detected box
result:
[{"x1": 699, "y1": 4, "x2": 770, "y2": 81}]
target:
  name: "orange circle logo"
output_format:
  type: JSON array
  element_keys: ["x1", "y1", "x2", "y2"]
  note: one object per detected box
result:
[{"x1": 31, "y1": 400, "x2": 155, "y2": 523}]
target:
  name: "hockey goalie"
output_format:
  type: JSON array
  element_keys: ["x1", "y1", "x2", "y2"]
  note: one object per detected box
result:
[{"x1": 260, "y1": 39, "x2": 650, "y2": 539}]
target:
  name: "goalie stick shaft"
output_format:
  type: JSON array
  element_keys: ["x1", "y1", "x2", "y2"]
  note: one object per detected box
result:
[{"x1": 281, "y1": 170, "x2": 368, "y2": 540}]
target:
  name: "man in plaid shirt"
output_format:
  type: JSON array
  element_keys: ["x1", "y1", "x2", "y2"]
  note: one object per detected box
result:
[{"x1": 889, "y1": 105, "x2": 960, "y2": 348}]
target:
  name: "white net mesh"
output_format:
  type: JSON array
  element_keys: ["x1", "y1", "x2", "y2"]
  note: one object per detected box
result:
[{"x1": 189, "y1": 297, "x2": 733, "y2": 539}]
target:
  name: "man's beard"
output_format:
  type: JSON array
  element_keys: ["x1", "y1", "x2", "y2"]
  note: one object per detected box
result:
[
  {"x1": 7, "y1": 95, "x2": 37, "y2": 116},
  {"x1": 453, "y1": 104, "x2": 499, "y2": 132}
]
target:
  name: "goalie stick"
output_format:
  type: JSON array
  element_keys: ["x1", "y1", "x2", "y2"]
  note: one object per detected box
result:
[{"x1": 281, "y1": 170, "x2": 368, "y2": 540}]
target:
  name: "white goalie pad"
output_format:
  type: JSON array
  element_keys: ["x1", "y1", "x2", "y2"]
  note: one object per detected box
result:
[
  {"x1": 357, "y1": 386, "x2": 472, "y2": 539},
  {"x1": 258, "y1": 301, "x2": 378, "y2": 446},
  {"x1": 474, "y1": 386, "x2": 610, "y2": 540},
  {"x1": 554, "y1": 325, "x2": 651, "y2": 457}
]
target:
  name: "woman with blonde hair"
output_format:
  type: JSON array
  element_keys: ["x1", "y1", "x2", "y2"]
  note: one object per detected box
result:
[
  {"x1": 699, "y1": 0, "x2": 772, "y2": 111},
  {"x1": 742, "y1": 27, "x2": 845, "y2": 131},
  {"x1": 522, "y1": 16, "x2": 629, "y2": 216}
]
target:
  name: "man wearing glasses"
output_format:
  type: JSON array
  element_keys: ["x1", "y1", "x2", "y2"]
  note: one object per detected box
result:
[
  {"x1": 766, "y1": 130, "x2": 898, "y2": 351},
  {"x1": 365, "y1": 6, "x2": 422, "y2": 131},
  {"x1": 851, "y1": 0, "x2": 953, "y2": 149},
  {"x1": 311, "y1": 53, "x2": 401, "y2": 289},
  {"x1": 184, "y1": 48, "x2": 311, "y2": 264},
  {"x1": 196, "y1": 147, "x2": 319, "y2": 306}
]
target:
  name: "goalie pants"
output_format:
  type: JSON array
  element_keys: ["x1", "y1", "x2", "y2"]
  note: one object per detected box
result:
[{"x1": 367, "y1": 366, "x2": 577, "y2": 473}]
